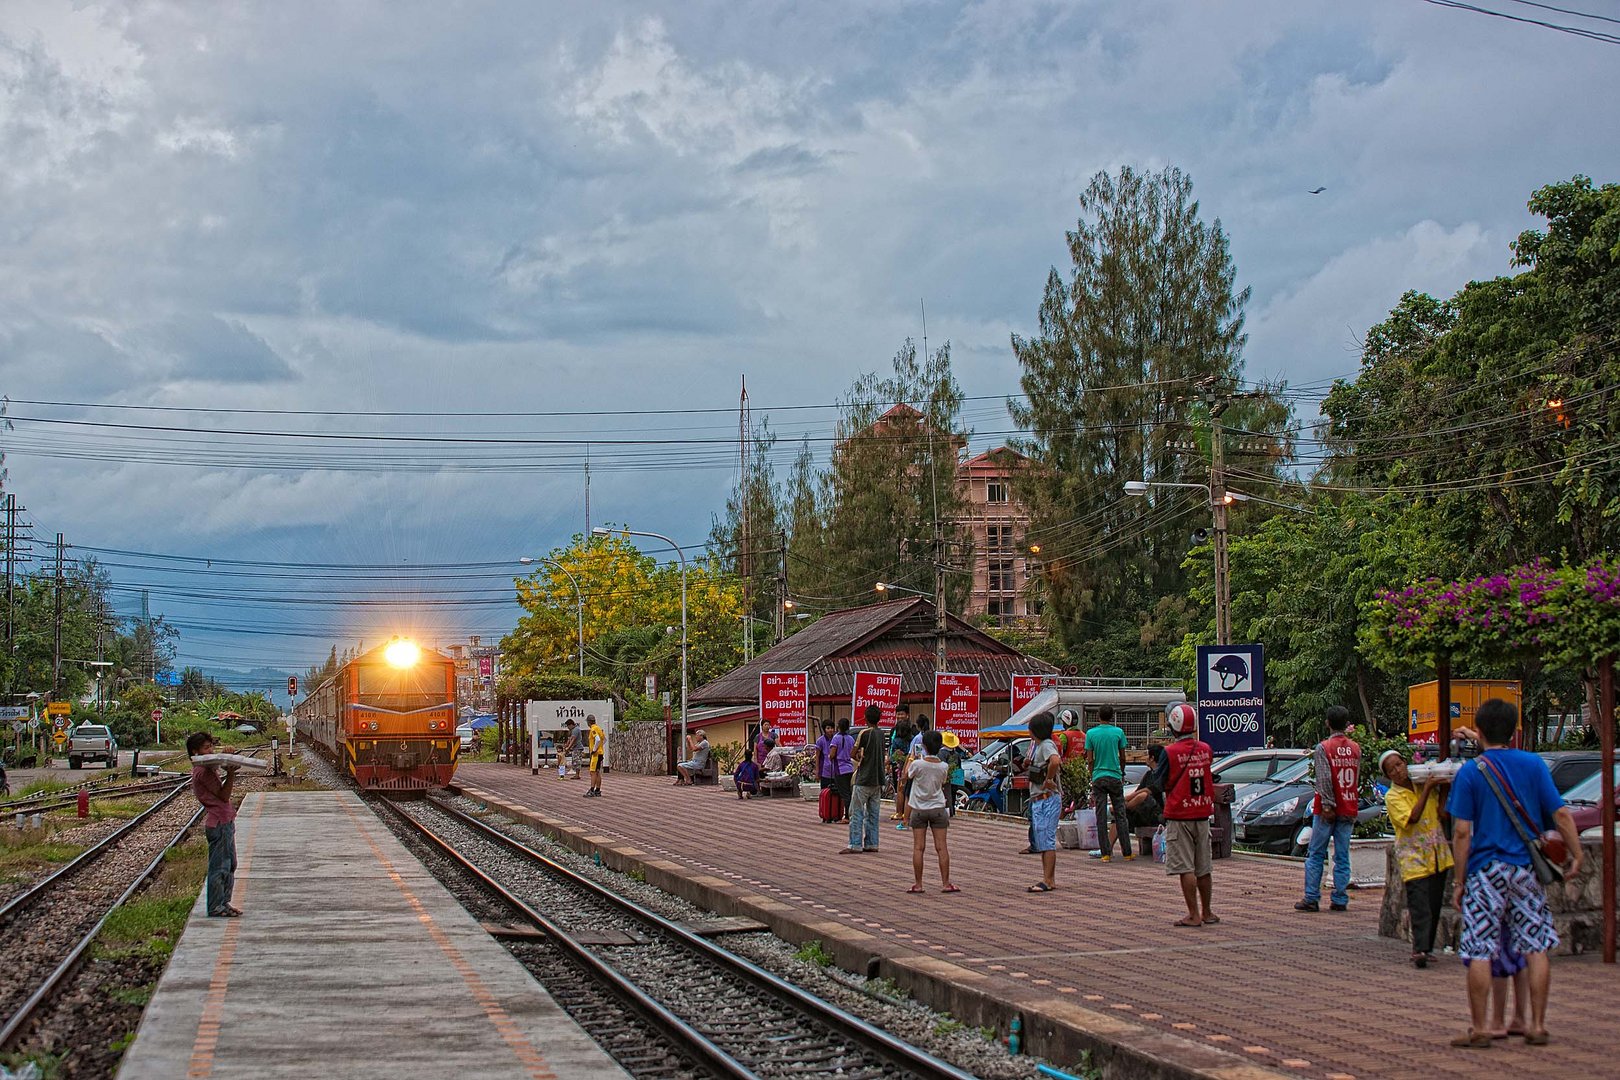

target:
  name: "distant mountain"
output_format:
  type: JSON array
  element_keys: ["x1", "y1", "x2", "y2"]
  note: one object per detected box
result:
[{"x1": 199, "y1": 666, "x2": 295, "y2": 697}]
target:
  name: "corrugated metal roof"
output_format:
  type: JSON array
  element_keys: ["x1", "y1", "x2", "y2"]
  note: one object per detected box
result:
[{"x1": 690, "y1": 597, "x2": 1059, "y2": 704}]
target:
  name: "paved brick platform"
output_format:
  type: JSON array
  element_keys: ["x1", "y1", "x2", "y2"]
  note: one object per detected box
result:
[{"x1": 456, "y1": 764, "x2": 1619, "y2": 1080}]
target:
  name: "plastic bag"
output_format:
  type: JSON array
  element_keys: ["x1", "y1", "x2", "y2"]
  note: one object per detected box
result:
[
  {"x1": 1152, "y1": 825, "x2": 1167, "y2": 863},
  {"x1": 1, "y1": 1063, "x2": 43, "y2": 1080},
  {"x1": 1074, "y1": 807, "x2": 1099, "y2": 850}
]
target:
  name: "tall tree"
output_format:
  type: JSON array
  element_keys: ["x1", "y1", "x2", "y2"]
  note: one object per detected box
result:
[
  {"x1": 797, "y1": 339, "x2": 970, "y2": 608},
  {"x1": 1008, "y1": 165, "x2": 1264, "y2": 654},
  {"x1": 1321, "y1": 176, "x2": 1620, "y2": 568},
  {"x1": 708, "y1": 418, "x2": 785, "y2": 633}
]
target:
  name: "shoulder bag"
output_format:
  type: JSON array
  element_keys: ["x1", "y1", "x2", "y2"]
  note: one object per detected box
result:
[{"x1": 1475, "y1": 755, "x2": 1563, "y2": 886}]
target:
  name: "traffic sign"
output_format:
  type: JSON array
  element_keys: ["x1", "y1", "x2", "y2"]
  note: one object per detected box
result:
[
  {"x1": 288, "y1": 675, "x2": 298, "y2": 697},
  {"x1": 9, "y1": 720, "x2": 22, "y2": 734},
  {"x1": 52, "y1": 730, "x2": 67, "y2": 747},
  {"x1": 151, "y1": 708, "x2": 164, "y2": 722},
  {"x1": 47, "y1": 701, "x2": 72, "y2": 716}
]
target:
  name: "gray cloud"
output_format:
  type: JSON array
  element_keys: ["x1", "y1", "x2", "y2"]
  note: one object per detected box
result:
[{"x1": 1, "y1": 0, "x2": 1616, "y2": 670}]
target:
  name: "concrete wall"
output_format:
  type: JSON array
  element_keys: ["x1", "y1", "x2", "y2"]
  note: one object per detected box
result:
[
  {"x1": 610, "y1": 721, "x2": 667, "y2": 775},
  {"x1": 1380, "y1": 841, "x2": 1611, "y2": 956}
]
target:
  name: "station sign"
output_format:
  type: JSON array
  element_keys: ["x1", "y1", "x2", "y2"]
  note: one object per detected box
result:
[
  {"x1": 851, "y1": 671, "x2": 902, "y2": 728},
  {"x1": 0, "y1": 706, "x2": 29, "y2": 720},
  {"x1": 1195, "y1": 644, "x2": 1266, "y2": 754},
  {"x1": 759, "y1": 672, "x2": 809, "y2": 749},
  {"x1": 1010, "y1": 673, "x2": 1057, "y2": 714},
  {"x1": 933, "y1": 673, "x2": 981, "y2": 751}
]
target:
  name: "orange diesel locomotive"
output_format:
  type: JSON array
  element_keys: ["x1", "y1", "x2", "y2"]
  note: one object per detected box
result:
[{"x1": 294, "y1": 639, "x2": 460, "y2": 791}]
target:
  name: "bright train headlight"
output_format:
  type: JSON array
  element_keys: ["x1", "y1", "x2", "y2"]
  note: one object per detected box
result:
[{"x1": 384, "y1": 639, "x2": 421, "y2": 668}]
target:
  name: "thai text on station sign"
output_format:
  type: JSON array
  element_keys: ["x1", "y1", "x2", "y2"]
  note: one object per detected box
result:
[
  {"x1": 851, "y1": 671, "x2": 903, "y2": 728},
  {"x1": 1010, "y1": 673, "x2": 1056, "y2": 714},
  {"x1": 933, "y1": 673, "x2": 981, "y2": 751},
  {"x1": 760, "y1": 672, "x2": 810, "y2": 749}
]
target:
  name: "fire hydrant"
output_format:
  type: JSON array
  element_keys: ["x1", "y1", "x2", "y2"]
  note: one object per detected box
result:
[{"x1": 77, "y1": 788, "x2": 90, "y2": 818}]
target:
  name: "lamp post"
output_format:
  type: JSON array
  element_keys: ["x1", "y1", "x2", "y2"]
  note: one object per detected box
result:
[
  {"x1": 595, "y1": 525, "x2": 686, "y2": 751},
  {"x1": 875, "y1": 581, "x2": 947, "y2": 670},
  {"x1": 62, "y1": 659, "x2": 113, "y2": 714},
  {"x1": 1123, "y1": 480, "x2": 1247, "y2": 646},
  {"x1": 518, "y1": 556, "x2": 585, "y2": 677}
]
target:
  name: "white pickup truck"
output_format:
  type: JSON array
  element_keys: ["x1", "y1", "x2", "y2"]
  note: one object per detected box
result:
[{"x1": 68, "y1": 724, "x2": 119, "y2": 769}]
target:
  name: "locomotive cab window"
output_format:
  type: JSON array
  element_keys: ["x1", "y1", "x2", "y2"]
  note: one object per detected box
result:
[{"x1": 356, "y1": 663, "x2": 448, "y2": 709}]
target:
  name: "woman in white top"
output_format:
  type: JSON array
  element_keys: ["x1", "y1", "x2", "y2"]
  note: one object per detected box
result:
[{"x1": 905, "y1": 729, "x2": 959, "y2": 893}]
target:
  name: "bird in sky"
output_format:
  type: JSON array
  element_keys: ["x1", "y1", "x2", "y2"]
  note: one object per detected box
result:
[{"x1": 1307, "y1": 187, "x2": 1327, "y2": 194}]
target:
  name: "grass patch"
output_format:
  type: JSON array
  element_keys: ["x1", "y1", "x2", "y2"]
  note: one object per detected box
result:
[
  {"x1": 866, "y1": 976, "x2": 908, "y2": 1000},
  {"x1": 625, "y1": 866, "x2": 647, "y2": 884},
  {"x1": 933, "y1": 1018, "x2": 965, "y2": 1037},
  {"x1": 109, "y1": 1032, "x2": 138, "y2": 1055},
  {"x1": 16, "y1": 778, "x2": 73, "y2": 798},
  {"x1": 0, "y1": 1050, "x2": 68, "y2": 1079},
  {"x1": 0, "y1": 838, "x2": 84, "y2": 875},
  {"x1": 94, "y1": 838, "x2": 208, "y2": 963},
  {"x1": 792, "y1": 939, "x2": 835, "y2": 967},
  {"x1": 109, "y1": 985, "x2": 153, "y2": 1006},
  {"x1": 95, "y1": 895, "x2": 199, "y2": 962},
  {"x1": 90, "y1": 798, "x2": 150, "y2": 821}
]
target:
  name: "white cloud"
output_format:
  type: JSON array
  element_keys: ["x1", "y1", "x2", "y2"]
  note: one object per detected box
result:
[{"x1": 1246, "y1": 219, "x2": 1500, "y2": 387}]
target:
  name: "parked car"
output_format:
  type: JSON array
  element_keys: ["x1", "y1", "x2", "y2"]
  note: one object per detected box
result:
[
  {"x1": 1537, "y1": 750, "x2": 1603, "y2": 794},
  {"x1": 68, "y1": 723, "x2": 118, "y2": 769},
  {"x1": 1211, "y1": 748, "x2": 1308, "y2": 786},
  {"x1": 1564, "y1": 764, "x2": 1617, "y2": 835},
  {"x1": 456, "y1": 724, "x2": 476, "y2": 752},
  {"x1": 1230, "y1": 756, "x2": 1383, "y2": 855}
]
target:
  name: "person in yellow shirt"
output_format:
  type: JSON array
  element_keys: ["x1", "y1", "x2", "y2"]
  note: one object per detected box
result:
[
  {"x1": 1380, "y1": 750, "x2": 1454, "y2": 968},
  {"x1": 584, "y1": 715, "x2": 606, "y2": 798}
]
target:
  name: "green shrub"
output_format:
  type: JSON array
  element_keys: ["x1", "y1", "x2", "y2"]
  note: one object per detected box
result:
[{"x1": 792, "y1": 939, "x2": 835, "y2": 966}]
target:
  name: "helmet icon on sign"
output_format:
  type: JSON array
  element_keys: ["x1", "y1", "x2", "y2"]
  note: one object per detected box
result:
[{"x1": 1210, "y1": 653, "x2": 1250, "y2": 692}]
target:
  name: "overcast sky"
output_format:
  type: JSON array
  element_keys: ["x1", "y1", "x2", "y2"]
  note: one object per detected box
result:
[{"x1": 3, "y1": 0, "x2": 1616, "y2": 678}]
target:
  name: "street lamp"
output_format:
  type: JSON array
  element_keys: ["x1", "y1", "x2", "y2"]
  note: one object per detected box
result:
[
  {"x1": 594, "y1": 525, "x2": 687, "y2": 751},
  {"x1": 518, "y1": 556, "x2": 585, "y2": 677},
  {"x1": 62, "y1": 658, "x2": 113, "y2": 714},
  {"x1": 874, "y1": 581, "x2": 930, "y2": 598},
  {"x1": 1122, "y1": 481, "x2": 1253, "y2": 645}
]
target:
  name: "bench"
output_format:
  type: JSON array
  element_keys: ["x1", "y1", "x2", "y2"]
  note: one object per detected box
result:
[
  {"x1": 691, "y1": 759, "x2": 718, "y2": 785},
  {"x1": 1134, "y1": 826, "x2": 1158, "y2": 858}
]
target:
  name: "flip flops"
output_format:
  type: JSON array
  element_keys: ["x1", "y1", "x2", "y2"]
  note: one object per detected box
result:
[
  {"x1": 906, "y1": 884, "x2": 925, "y2": 893},
  {"x1": 1450, "y1": 1031, "x2": 1491, "y2": 1049},
  {"x1": 942, "y1": 884, "x2": 961, "y2": 893},
  {"x1": 1027, "y1": 882, "x2": 1054, "y2": 893}
]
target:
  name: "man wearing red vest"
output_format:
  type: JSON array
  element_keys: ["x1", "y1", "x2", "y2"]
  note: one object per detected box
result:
[
  {"x1": 1150, "y1": 703, "x2": 1218, "y2": 927},
  {"x1": 1296, "y1": 705, "x2": 1361, "y2": 912}
]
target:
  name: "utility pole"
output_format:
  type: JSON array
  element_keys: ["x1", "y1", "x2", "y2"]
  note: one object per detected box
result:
[
  {"x1": 933, "y1": 536, "x2": 948, "y2": 672},
  {"x1": 52, "y1": 532, "x2": 64, "y2": 694},
  {"x1": 4, "y1": 494, "x2": 14, "y2": 652},
  {"x1": 774, "y1": 531, "x2": 788, "y2": 644},
  {"x1": 1208, "y1": 402, "x2": 1232, "y2": 646}
]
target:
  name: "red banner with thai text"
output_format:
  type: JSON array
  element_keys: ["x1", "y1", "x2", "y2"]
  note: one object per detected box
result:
[
  {"x1": 1010, "y1": 673, "x2": 1056, "y2": 715},
  {"x1": 851, "y1": 671, "x2": 903, "y2": 729},
  {"x1": 933, "y1": 673, "x2": 981, "y2": 751},
  {"x1": 760, "y1": 672, "x2": 810, "y2": 749}
]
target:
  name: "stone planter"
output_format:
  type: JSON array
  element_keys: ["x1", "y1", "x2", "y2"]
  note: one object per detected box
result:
[
  {"x1": 719, "y1": 774, "x2": 736, "y2": 792},
  {"x1": 1350, "y1": 837, "x2": 1393, "y2": 887},
  {"x1": 800, "y1": 782, "x2": 821, "y2": 801}
]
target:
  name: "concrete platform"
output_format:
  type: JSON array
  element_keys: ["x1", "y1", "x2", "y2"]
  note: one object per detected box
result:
[
  {"x1": 457, "y1": 764, "x2": 1620, "y2": 1080},
  {"x1": 117, "y1": 791, "x2": 627, "y2": 1080}
]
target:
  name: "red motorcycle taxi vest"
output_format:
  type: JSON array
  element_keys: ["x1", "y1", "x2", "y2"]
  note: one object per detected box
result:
[
  {"x1": 1163, "y1": 738, "x2": 1214, "y2": 820},
  {"x1": 1314, "y1": 734, "x2": 1362, "y2": 817}
]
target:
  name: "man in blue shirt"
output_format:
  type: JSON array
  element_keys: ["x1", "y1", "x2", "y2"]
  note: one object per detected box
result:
[{"x1": 1446, "y1": 699, "x2": 1582, "y2": 1049}]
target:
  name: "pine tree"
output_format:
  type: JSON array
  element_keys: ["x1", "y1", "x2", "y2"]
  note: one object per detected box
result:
[{"x1": 1009, "y1": 165, "x2": 1258, "y2": 652}]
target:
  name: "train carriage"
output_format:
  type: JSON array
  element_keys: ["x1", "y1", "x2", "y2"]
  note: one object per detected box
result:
[{"x1": 294, "y1": 639, "x2": 460, "y2": 791}]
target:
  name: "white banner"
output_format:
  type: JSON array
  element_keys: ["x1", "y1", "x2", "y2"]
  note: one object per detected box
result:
[{"x1": 527, "y1": 699, "x2": 613, "y2": 767}]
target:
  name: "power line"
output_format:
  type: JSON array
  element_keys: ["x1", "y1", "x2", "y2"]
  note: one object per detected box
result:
[{"x1": 1419, "y1": 0, "x2": 1620, "y2": 43}]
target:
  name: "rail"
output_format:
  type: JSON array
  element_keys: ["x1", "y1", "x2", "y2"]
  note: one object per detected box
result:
[{"x1": 402, "y1": 795, "x2": 978, "y2": 1080}]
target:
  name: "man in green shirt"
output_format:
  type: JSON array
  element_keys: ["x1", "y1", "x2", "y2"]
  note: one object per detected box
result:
[
  {"x1": 1086, "y1": 705, "x2": 1133, "y2": 861},
  {"x1": 841, "y1": 705, "x2": 888, "y2": 854}
]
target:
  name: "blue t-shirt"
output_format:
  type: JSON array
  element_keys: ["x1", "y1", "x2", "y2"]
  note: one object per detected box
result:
[
  {"x1": 1447, "y1": 748, "x2": 1564, "y2": 873},
  {"x1": 1086, "y1": 724, "x2": 1127, "y2": 781}
]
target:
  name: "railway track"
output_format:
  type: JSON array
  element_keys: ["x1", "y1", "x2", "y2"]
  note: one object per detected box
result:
[
  {"x1": 376, "y1": 796, "x2": 980, "y2": 1080},
  {"x1": 2, "y1": 775, "x2": 190, "y2": 816},
  {"x1": 0, "y1": 784, "x2": 203, "y2": 1049}
]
